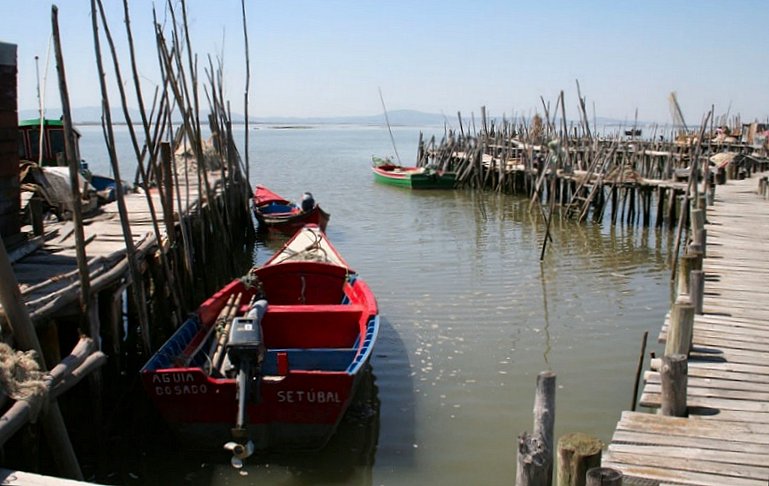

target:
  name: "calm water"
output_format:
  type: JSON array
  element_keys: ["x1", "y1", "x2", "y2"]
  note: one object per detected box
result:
[{"x1": 78, "y1": 124, "x2": 674, "y2": 485}]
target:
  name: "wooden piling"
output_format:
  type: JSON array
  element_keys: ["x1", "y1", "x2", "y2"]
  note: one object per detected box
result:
[
  {"x1": 29, "y1": 197, "x2": 44, "y2": 236},
  {"x1": 690, "y1": 270, "x2": 704, "y2": 315},
  {"x1": 664, "y1": 302, "x2": 694, "y2": 356},
  {"x1": 630, "y1": 330, "x2": 648, "y2": 411},
  {"x1": 660, "y1": 354, "x2": 688, "y2": 417},
  {"x1": 556, "y1": 433, "x2": 602, "y2": 486},
  {"x1": 585, "y1": 467, "x2": 623, "y2": 486},
  {"x1": 517, "y1": 433, "x2": 549, "y2": 486},
  {"x1": 517, "y1": 371, "x2": 556, "y2": 486},
  {"x1": 655, "y1": 187, "x2": 665, "y2": 228},
  {"x1": 676, "y1": 254, "x2": 698, "y2": 300}
]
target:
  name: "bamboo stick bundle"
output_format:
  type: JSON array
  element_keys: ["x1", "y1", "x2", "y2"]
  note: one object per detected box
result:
[
  {"x1": 94, "y1": 0, "x2": 184, "y2": 320},
  {"x1": 212, "y1": 294, "x2": 254, "y2": 374},
  {"x1": 240, "y1": 0, "x2": 251, "y2": 183},
  {"x1": 172, "y1": 291, "x2": 238, "y2": 369}
]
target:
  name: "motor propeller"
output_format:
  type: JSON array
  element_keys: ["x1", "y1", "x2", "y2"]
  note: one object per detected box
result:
[{"x1": 223, "y1": 439, "x2": 254, "y2": 469}]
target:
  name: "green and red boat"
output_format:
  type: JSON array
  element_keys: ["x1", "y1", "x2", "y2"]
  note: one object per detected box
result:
[{"x1": 371, "y1": 157, "x2": 456, "y2": 189}]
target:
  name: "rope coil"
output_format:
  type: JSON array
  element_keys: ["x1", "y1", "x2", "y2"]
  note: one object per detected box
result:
[{"x1": 0, "y1": 343, "x2": 49, "y2": 421}]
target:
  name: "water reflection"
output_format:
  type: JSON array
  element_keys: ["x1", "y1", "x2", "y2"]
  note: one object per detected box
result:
[{"x1": 538, "y1": 265, "x2": 553, "y2": 367}]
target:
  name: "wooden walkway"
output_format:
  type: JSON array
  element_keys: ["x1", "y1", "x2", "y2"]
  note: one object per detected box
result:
[
  {"x1": 8, "y1": 168, "x2": 216, "y2": 323},
  {"x1": 603, "y1": 172, "x2": 769, "y2": 485}
]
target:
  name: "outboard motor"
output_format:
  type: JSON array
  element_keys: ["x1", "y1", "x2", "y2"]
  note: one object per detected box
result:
[
  {"x1": 300, "y1": 191, "x2": 315, "y2": 212},
  {"x1": 224, "y1": 299, "x2": 268, "y2": 468}
]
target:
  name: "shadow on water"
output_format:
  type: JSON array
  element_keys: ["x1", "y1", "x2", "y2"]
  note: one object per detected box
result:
[
  {"x1": 103, "y1": 365, "x2": 382, "y2": 486},
  {"x1": 368, "y1": 317, "x2": 417, "y2": 469},
  {"x1": 200, "y1": 366, "x2": 382, "y2": 486}
]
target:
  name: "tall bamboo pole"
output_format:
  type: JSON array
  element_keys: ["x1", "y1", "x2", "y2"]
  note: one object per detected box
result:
[
  {"x1": 51, "y1": 5, "x2": 90, "y2": 333},
  {"x1": 89, "y1": 0, "x2": 152, "y2": 353},
  {"x1": 241, "y1": 0, "x2": 251, "y2": 183},
  {"x1": 95, "y1": 0, "x2": 183, "y2": 318}
]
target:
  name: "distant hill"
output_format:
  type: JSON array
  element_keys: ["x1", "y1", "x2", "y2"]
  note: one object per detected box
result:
[
  {"x1": 19, "y1": 107, "x2": 450, "y2": 127},
  {"x1": 20, "y1": 107, "x2": 649, "y2": 131}
]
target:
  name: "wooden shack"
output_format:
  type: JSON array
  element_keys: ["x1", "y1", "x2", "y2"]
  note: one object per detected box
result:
[{"x1": 0, "y1": 41, "x2": 20, "y2": 242}]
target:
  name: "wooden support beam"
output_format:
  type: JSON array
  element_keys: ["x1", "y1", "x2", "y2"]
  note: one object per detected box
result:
[
  {"x1": 690, "y1": 270, "x2": 704, "y2": 315},
  {"x1": 517, "y1": 371, "x2": 556, "y2": 485},
  {"x1": 664, "y1": 302, "x2": 694, "y2": 356},
  {"x1": 585, "y1": 467, "x2": 623, "y2": 486},
  {"x1": 660, "y1": 353, "x2": 688, "y2": 417}
]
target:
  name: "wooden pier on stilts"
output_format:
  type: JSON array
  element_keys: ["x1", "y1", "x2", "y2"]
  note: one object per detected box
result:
[
  {"x1": 603, "y1": 172, "x2": 769, "y2": 485},
  {"x1": 0, "y1": 3, "x2": 255, "y2": 482}
]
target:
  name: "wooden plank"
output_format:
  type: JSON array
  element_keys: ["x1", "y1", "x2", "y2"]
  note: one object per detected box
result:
[
  {"x1": 604, "y1": 450, "x2": 769, "y2": 482},
  {"x1": 639, "y1": 389, "x2": 769, "y2": 412},
  {"x1": 609, "y1": 443, "x2": 769, "y2": 469},
  {"x1": 645, "y1": 371, "x2": 769, "y2": 392},
  {"x1": 611, "y1": 429, "x2": 769, "y2": 454},
  {"x1": 615, "y1": 412, "x2": 769, "y2": 443},
  {"x1": 601, "y1": 462, "x2": 767, "y2": 486},
  {"x1": 682, "y1": 360, "x2": 769, "y2": 378}
]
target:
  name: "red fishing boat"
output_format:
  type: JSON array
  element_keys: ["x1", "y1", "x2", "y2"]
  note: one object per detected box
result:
[
  {"x1": 140, "y1": 225, "x2": 378, "y2": 459},
  {"x1": 253, "y1": 184, "x2": 330, "y2": 235}
]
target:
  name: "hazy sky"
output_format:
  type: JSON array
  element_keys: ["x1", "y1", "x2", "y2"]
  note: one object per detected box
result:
[{"x1": 2, "y1": 0, "x2": 768, "y2": 124}]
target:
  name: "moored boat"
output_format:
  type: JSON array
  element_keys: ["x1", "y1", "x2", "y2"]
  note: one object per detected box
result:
[
  {"x1": 253, "y1": 184, "x2": 330, "y2": 235},
  {"x1": 140, "y1": 224, "x2": 378, "y2": 457},
  {"x1": 371, "y1": 157, "x2": 456, "y2": 189}
]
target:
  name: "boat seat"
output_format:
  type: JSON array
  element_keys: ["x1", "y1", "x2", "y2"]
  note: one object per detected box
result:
[
  {"x1": 262, "y1": 348, "x2": 356, "y2": 373},
  {"x1": 261, "y1": 304, "x2": 365, "y2": 349}
]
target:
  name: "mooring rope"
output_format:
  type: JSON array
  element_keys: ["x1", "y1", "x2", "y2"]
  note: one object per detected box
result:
[{"x1": 0, "y1": 343, "x2": 48, "y2": 420}]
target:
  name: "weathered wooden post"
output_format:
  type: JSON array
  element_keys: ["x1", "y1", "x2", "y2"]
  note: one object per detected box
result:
[
  {"x1": 586, "y1": 467, "x2": 623, "y2": 486},
  {"x1": 516, "y1": 371, "x2": 556, "y2": 486},
  {"x1": 690, "y1": 208, "x2": 705, "y2": 248},
  {"x1": 676, "y1": 254, "x2": 698, "y2": 300},
  {"x1": 660, "y1": 354, "x2": 688, "y2": 417},
  {"x1": 665, "y1": 302, "x2": 694, "y2": 356},
  {"x1": 29, "y1": 197, "x2": 44, "y2": 236},
  {"x1": 690, "y1": 270, "x2": 704, "y2": 315},
  {"x1": 694, "y1": 228, "x2": 707, "y2": 258},
  {"x1": 696, "y1": 193, "x2": 707, "y2": 212},
  {"x1": 556, "y1": 433, "x2": 603, "y2": 486},
  {"x1": 687, "y1": 243, "x2": 703, "y2": 273}
]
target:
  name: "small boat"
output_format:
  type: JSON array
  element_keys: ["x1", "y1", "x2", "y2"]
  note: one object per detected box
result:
[
  {"x1": 140, "y1": 224, "x2": 379, "y2": 457},
  {"x1": 371, "y1": 157, "x2": 456, "y2": 189},
  {"x1": 253, "y1": 184, "x2": 330, "y2": 235}
]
